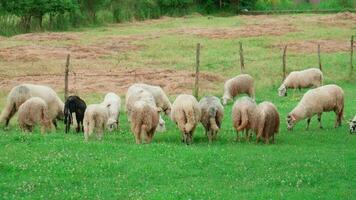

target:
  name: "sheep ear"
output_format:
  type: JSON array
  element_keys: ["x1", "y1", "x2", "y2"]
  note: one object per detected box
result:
[
  {"x1": 157, "y1": 107, "x2": 163, "y2": 112},
  {"x1": 290, "y1": 114, "x2": 297, "y2": 122}
]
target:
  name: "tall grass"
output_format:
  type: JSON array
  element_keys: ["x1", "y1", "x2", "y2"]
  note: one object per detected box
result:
[{"x1": 255, "y1": 0, "x2": 355, "y2": 11}]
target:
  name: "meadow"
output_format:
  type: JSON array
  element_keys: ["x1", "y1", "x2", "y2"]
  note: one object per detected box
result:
[{"x1": 0, "y1": 13, "x2": 356, "y2": 199}]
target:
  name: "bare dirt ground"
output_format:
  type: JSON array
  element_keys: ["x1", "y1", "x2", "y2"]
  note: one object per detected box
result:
[
  {"x1": 0, "y1": 68, "x2": 224, "y2": 95},
  {"x1": 271, "y1": 39, "x2": 350, "y2": 53},
  {"x1": 174, "y1": 23, "x2": 298, "y2": 39}
]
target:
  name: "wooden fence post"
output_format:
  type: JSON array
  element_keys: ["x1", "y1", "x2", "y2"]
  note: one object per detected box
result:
[
  {"x1": 194, "y1": 43, "x2": 200, "y2": 99},
  {"x1": 239, "y1": 41, "x2": 245, "y2": 73},
  {"x1": 351, "y1": 35, "x2": 354, "y2": 77},
  {"x1": 282, "y1": 45, "x2": 287, "y2": 81},
  {"x1": 64, "y1": 54, "x2": 70, "y2": 101},
  {"x1": 318, "y1": 44, "x2": 322, "y2": 71}
]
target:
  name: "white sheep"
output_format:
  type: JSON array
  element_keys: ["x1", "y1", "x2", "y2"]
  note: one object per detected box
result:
[
  {"x1": 171, "y1": 94, "x2": 201, "y2": 145},
  {"x1": 349, "y1": 115, "x2": 356, "y2": 134},
  {"x1": 131, "y1": 83, "x2": 172, "y2": 115},
  {"x1": 0, "y1": 84, "x2": 64, "y2": 128},
  {"x1": 222, "y1": 74, "x2": 255, "y2": 105},
  {"x1": 125, "y1": 85, "x2": 156, "y2": 121},
  {"x1": 83, "y1": 104, "x2": 109, "y2": 141},
  {"x1": 278, "y1": 68, "x2": 323, "y2": 97},
  {"x1": 130, "y1": 100, "x2": 160, "y2": 144},
  {"x1": 199, "y1": 96, "x2": 224, "y2": 142},
  {"x1": 232, "y1": 97, "x2": 257, "y2": 142},
  {"x1": 101, "y1": 92, "x2": 121, "y2": 131},
  {"x1": 250, "y1": 102, "x2": 280, "y2": 144},
  {"x1": 287, "y1": 84, "x2": 344, "y2": 131},
  {"x1": 17, "y1": 97, "x2": 54, "y2": 134}
]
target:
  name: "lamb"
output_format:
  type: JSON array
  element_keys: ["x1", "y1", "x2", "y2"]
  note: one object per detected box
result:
[
  {"x1": 171, "y1": 94, "x2": 201, "y2": 145},
  {"x1": 130, "y1": 100, "x2": 160, "y2": 144},
  {"x1": 0, "y1": 84, "x2": 64, "y2": 128},
  {"x1": 64, "y1": 95, "x2": 87, "y2": 133},
  {"x1": 17, "y1": 97, "x2": 53, "y2": 134},
  {"x1": 222, "y1": 74, "x2": 255, "y2": 105},
  {"x1": 125, "y1": 85, "x2": 157, "y2": 121},
  {"x1": 278, "y1": 68, "x2": 323, "y2": 97},
  {"x1": 130, "y1": 83, "x2": 171, "y2": 115},
  {"x1": 250, "y1": 102, "x2": 280, "y2": 144},
  {"x1": 287, "y1": 84, "x2": 344, "y2": 131},
  {"x1": 101, "y1": 92, "x2": 121, "y2": 131},
  {"x1": 83, "y1": 104, "x2": 109, "y2": 141},
  {"x1": 232, "y1": 97, "x2": 257, "y2": 142},
  {"x1": 349, "y1": 115, "x2": 356, "y2": 134},
  {"x1": 199, "y1": 96, "x2": 224, "y2": 142}
]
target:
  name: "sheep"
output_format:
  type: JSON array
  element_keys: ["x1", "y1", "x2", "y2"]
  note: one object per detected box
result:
[
  {"x1": 250, "y1": 102, "x2": 280, "y2": 144},
  {"x1": 130, "y1": 100, "x2": 160, "y2": 144},
  {"x1": 130, "y1": 83, "x2": 171, "y2": 115},
  {"x1": 222, "y1": 74, "x2": 255, "y2": 105},
  {"x1": 349, "y1": 115, "x2": 356, "y2": 134},
  {"x1": 287, "y1": 84, "x2": 344, "y2": 131},
  {"x1": 17, "y1": 97, "x2": 53, "y2": 134},
  {"x1": 125, "y1": 85, "x2": 157, "y2": 121},
  {"x1": 83, "y1": 104, "x2": 109, "y2": 141},
  {"x1": 199, "y1": 96, "x2": 224, "y2": 142},
  {"x1": 278, "y1": 68, "x2": 323, "y2": 97},
  {"x1": 0, "y1": 84, "x2": 64, "y2": 129},
  {"x1": 171, "y1": 94, "x2": 201, "y2": 145},
  {"x1": 232, "y1": 97, "x2": 257, "y2": 142},
  {"x1": 64, "y1": 96, "x2": 87, "y2": 133},
  {"x1": 101, "y1": 92, "x2": 121, "y2": 131}
]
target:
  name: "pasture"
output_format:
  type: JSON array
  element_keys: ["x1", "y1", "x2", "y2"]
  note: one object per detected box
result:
[{"x1": 0, "y1": 13, "x2": 356, "y2": 199}]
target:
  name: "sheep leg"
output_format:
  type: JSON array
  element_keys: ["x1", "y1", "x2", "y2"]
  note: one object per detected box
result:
[
  {"x1": 207, "y1": 130, "x2": 213, "y2": 143},
  {"x1": 272, "y1": 135, "x2": 275, "y2": 144},
  {"x1": 335, "y1": 109, "x2": 342, "y2": 128},
  {"x1": 264, "y1": 136, "x2": 269, "y2": 144},
  {"x1": 306, "y1": 118, "x2": 311, "y2": 130},
  {"x1": 245, "y1": 129, "x2": 250, "y2": 142},
  {"x1": 236, "y1": 131, "x2": 240, "y2": 142},
  {"x1": 317, "y1": 114, "x2": 323, "y2": 129},
  {"x1": 52, "y1": 119, "x2": 58, "y2": 129}
]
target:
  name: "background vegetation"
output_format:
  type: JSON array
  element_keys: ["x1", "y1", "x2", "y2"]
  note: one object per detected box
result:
[{"x1": 0, "y1": 0, "x2": 355, "y2": 36}]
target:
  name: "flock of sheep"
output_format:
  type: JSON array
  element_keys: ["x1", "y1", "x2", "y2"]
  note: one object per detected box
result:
[{"x1": 0, "y1": 67, "x2": 355, "y2": 144}]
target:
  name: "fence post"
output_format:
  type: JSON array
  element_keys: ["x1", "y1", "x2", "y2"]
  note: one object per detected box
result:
[
  {"x1": 194, "y1": 43, "x2": 200, "y2": 99},
  {"x1": 282, "y1": 45, "x2": 287, "y2": 81},
  {"x1": 64, "y1": 54, "x2": 70, "y2": 101},
  {"x1": 351, "y1": 35, "x2": 354, "y2": 77},
  {"x1": 318, "y1": 44, "x2": 322, "y2": 71},
  {"x1": 239, "y1": 41, "x2": 245, "y2": 73}
]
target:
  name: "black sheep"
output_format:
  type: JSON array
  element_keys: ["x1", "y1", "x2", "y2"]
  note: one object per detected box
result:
[{"x1": 64, "y1": 96, "x2": 87, "y2": 133}]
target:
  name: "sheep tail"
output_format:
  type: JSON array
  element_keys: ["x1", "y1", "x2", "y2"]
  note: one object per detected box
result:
[
  {"x1": 208, "y1": 107, "x2": 219, "y2": 131},
  {"x1": 236, "y1": 110, "x2": 248, "y2": 131},
  {"x1": 185, "y1": 108, "x2": 197, "y2": 133}
]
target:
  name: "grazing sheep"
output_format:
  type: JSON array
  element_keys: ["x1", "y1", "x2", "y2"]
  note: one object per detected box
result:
[
  {"x1": 131, "y1": 83, "x2": 172, "y2": 115},
  {"x1": 83, "y1": 104, "x2": 109, "y2": 141},
  {"x1": 222, "y1": 74, "x2": 255, "y2": 105},
  {"x1": 101, "y1": 92, "x2": 121, "y2": 131},
  {"x1": 64, "y1": 96, "x2": 87, "y2": 133},
  {"x1": 17, "y1": 97, "x2": 53, "y2": 134},
  {"x1": 0, "y1": 84, "x2": 64, "y2": 128},
  {"x1": 349, "y1": 115, "x2": 356, "y2": 134},
  {"x1": 130, "y1": 100, "x2": 160, "y2": 144},
  {"x1": 125, "y1": 85, "x2": 156, "y2": 121},
  {"x1": 171, "y1": 94, "x2": 201, "y2": 145},
  {"x1": 251, "y1": 102, "x2": 280, "y2": 144},
  {"x1": 199, "y1": 96, "x2": 224, "y2": 142},
  {"x1": 287, "y1": 84, "x2": 344, "y2": 131},
  {"x1": 278, "y1": 68, "x2": 323, "y2": 97},
  {"x1": 232, "y1": 97, "x2": 257, "y2": 142},
  {"x1": 156, "y1": 115, "x2": 166, "y2": 133}
]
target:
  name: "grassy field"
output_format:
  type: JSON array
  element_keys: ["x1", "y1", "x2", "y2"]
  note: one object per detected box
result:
[{"x1": 0, "y1": 13, "x2": 356, "y2": 199}]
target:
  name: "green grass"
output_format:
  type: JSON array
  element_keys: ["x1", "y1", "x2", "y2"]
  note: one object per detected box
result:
[
  {"x1": 1, "y1": 14, "x2": 356, "y2": 199},
  {"x1": 1, "y1": 83, "x2": 356, "y2": 199}
]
